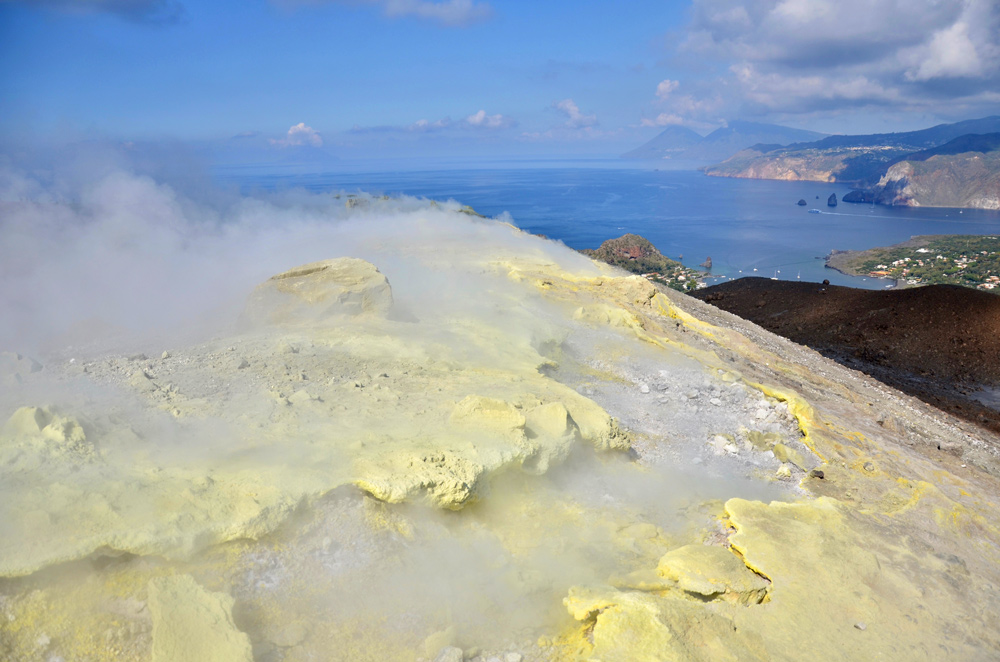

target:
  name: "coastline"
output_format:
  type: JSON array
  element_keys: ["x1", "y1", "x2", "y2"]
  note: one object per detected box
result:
[{"x1": 824, "y1": 249, "x2": 901, "y2": 288}]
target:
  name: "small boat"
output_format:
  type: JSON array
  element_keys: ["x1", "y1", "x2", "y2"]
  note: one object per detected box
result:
[
  {"x1": 771, "y1": 271, "x2": 779, "y2": 281},
  {"x1": 808, "y1": 209, "x2": 821, "y2": 214}
]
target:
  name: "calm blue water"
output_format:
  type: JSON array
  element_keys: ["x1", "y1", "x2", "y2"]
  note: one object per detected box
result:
[{"x1": 219, "y1": 161, "x2": 1000, "y2": 289}]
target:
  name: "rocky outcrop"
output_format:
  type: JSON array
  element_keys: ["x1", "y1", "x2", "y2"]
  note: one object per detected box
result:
[
  {"x1": 700, "y1": 257, "x2": 713, "y2": 269},
  {"x1": 872, "y1": 140, "x2": 1000, "y2": 209},
  {"x1": 242, "y1": 257, "x2": 394, "y2": 326},
  {"x1": 827, "y1": 193, "x2": 837, "y2": 207},
  {"x1": 148, "y1": 575, "x2": 253, "y2": 662},
  {"x1": 873, "y1": 162, "x2": 918, "y2": 206},
  {"x1": 581, "y1": 234, "x2": 682, "y2": 274},
  {"x1": 842, "y1": 189, "x2": 873, "y2": 203}
]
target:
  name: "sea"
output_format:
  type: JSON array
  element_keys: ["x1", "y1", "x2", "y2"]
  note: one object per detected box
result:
[{"x1": 218, "y1": 158, "x2": 1000, "y2": 290}]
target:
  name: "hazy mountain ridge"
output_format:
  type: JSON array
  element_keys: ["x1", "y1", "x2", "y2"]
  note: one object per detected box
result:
[
  {"x1": 701, "y1": 117, "x2": 1000, "y2": 209},
  {"x1": 623, "y1": 121, "x2": 826, "y2": 162},
  {"x1": 620, "y1": 125, "x2": 704, "y2": 160}
]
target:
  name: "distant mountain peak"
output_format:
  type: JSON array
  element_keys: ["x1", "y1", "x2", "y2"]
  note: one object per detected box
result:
[
  {"x1": 621, "y1": 125, "x2": 703, "y2": 160},
  {"x1": 623, "y1": 120, "x2": 826, "y2": 162}
]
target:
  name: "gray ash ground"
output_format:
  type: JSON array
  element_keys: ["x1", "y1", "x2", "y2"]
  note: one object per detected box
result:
[{"x1": 550, "y1": 328, "x2": 815, "y2": 486}]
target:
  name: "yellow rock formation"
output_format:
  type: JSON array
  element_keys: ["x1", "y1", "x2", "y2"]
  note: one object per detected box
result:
[
  {"x1": 148, "y1": 574, "x2": 252, "y2": 662},
  {"x1": 2, "y1": 206, "x2": 999, "y2": 661}
]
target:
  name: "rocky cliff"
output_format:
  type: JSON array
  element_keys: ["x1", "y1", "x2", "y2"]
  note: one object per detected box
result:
[
  {"x1": 872, "y1": 134, "x2": 1000, "y2": 209},
  {"x1": 703, "y1": 116, "x2": 1000, "y2": 206}
]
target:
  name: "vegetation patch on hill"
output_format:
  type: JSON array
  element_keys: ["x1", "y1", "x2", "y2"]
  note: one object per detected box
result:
[
  {"x1": 826, "y1": 235, "x2": 1000, "y2": 292},
  {"x1": 580, "y1": 234, "x2": 706, "y2": 292}
]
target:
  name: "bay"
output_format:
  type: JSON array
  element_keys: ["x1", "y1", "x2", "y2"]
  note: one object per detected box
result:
[{"x1": 218, "y1": 159, "x2": 1000, "y2": 289}]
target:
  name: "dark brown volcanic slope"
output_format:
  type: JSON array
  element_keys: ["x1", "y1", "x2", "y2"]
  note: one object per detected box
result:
[{"x1": 692, "y1": 278, "x2": 1000, "y2": 433}]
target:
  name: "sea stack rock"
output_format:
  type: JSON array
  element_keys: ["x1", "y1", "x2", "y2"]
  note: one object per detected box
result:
[
  {"x1": 797, "y1": 199, "x2": 807, "y2": 206},
  {"x1": 828, "y1": 193, "x2": 838, "y2": 207},
  {"x1": 700, "y1": 257, "x2": 713, "y2": 269}
]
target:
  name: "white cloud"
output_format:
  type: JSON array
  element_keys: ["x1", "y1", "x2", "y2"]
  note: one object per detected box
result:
[
  {"x1": 905, "y1": 21, "x2": 984, "y2": 81},
  {"x1": 270, "y1": 123, "x2": 323, "y2": 147},
  {"x1": 350, "y1": 111, "x2": 513, "y2": 134},
  {"x1": 553, "y1": 99, "x2": 597, "y2": 129},
  {"x1": 731, "y1": 64, "x2": 900, "y2": 111},
  {"x1": 278, "y1": 0, "x2": 492, "y2": 26},
  {"x1": 666, "y1": 0, "x2": 1000, "y2": 123},
  {"x1": 408, "y1": 117, "x2": 452, "y2": 131},
  {"x1": 382, "y1": 0, "x2": 490, "y2": 25},
  {"x1": 655, "y1": 79, "x2": 679, "y2": 99},
  {"x1": 463, "y1": 109, "x2": 514, "y2": 129},
  {"x1": 640, "y1": 113, "x2": 685, "y2": 128}
]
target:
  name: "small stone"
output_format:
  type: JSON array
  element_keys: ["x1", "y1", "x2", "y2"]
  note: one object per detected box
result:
[
  {"x1": 755, "y1": 408, "x2": 768, "y2": 420},
  {"x1": 424, "y1": 628, "x2": 456, "y2": 658},
  {"x1": 237, "y1": 359, "x2": 250, "y2": 370},
  {"x1": 639, "y1": 383, "x2": 650, "y2": 394},
  {"x1": 724, "y1": 443, "x2": 740, "y2": 455},
  {"x1": 772, "y1": 443, "x2": 807, "y2": 470},
  {"x1": 863, "y1": 462, "x2": 875, "y2": 472},
  {"x1": 854, "y1": 622, "x2": 867, "y2": 631},
  {"x1": 775, "y1": 464, "x2": 792, "y2": 478},
  {"x1": 709, "y1": 435, "x2": 729, "y2": 454},
  {"x1": 271, "y1": 621, "x2": 309, "y2": 647},
  {"x1": 161, "y1": 351, "x2": 170, "y2": 359},
  {"x1": 288, "y1": 390, "x2": 315, "y2": 404},
  {"x1": 433, "y1": 647, "x2": 463, "y2": 662},
  {"x1": 710, "y1": 397, "x2": 722, "y2": 406},
  {"x1": 809, "y1": 469, "x2": 825, "y2": 480},
  {"x1": 128, "y1": 353, "x2": 148, "y2": 361}
]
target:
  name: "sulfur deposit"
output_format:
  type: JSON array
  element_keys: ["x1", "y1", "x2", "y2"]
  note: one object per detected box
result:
[{"x1": 2, "y1": 198, "x2": 1000, "y2": 662}]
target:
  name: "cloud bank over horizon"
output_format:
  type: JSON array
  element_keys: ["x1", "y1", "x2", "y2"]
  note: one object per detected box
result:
[{"x1": 644, "y1": 0, "x2": 1000, "y2": 129}]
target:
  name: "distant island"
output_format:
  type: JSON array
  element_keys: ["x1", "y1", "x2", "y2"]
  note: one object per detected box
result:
[
  {"x1": 700, "y1": 116, "x2": 1000, "y2": 210},
  {"x1": 826, "y1": 235, "x2": 1000, "y2": 292},
  {"x1": 580, "y1": 233, "x2": 706, "y2": 292}
]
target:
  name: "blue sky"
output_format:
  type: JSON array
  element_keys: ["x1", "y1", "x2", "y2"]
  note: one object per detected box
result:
[{"x1": 1, "y1": 0, "x2": 998, "y2": 163}]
